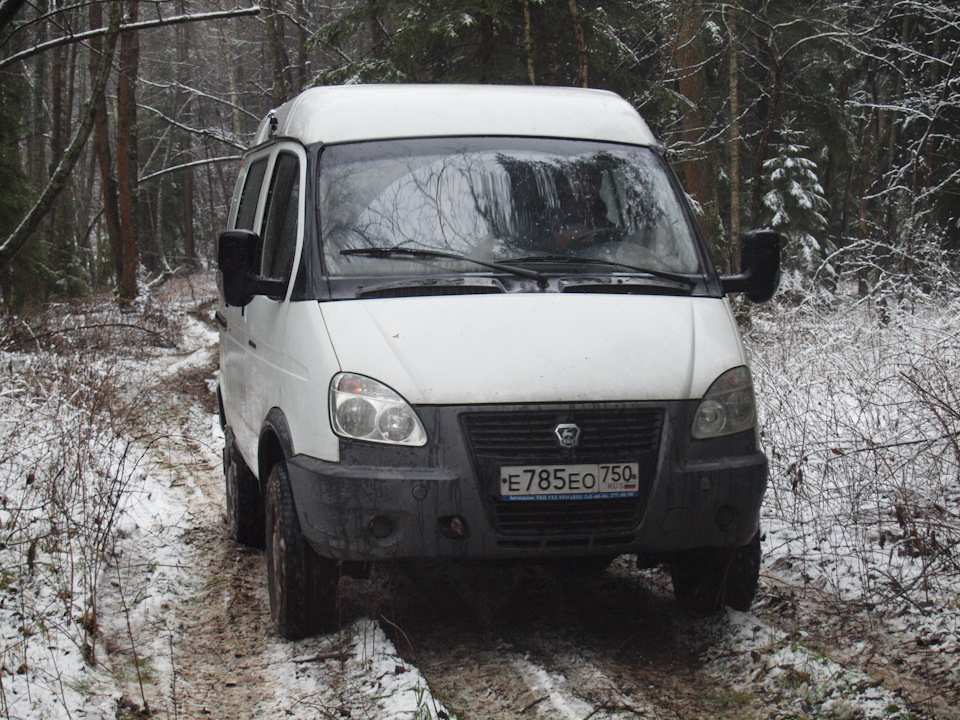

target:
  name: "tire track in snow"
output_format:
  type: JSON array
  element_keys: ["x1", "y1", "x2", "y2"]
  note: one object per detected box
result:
[{"x1": 377, "y1": 559, "x2": 760, "y2": 719}]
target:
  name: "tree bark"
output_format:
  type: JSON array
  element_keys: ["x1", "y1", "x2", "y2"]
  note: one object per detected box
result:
[
  {"x1": 673, "y1": 3, "x2": 717, "y2": 251},
  {"x1": 522, "y1": 0, "x2": 535, "y2": 84},
  {"x1": 726, "y1": 6, "x2": 740, "y2": 272},
  {"x1": 116, "y1": 0, "x2": 139, "y2": 302},
  {"x1": 89, "y1": 0, "x2": 123, "y2": 285},
  {"x1": 177, "y1": 0, "x2": 196, "y2": 268},
  {"x1": 264, "y1": 0, "x2": 292, "y2": 105},
  {"x1": 567, "y1": 0, "x2": 588, "y2": 87}
]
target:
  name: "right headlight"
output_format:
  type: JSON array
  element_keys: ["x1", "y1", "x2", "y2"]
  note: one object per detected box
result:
[
  {"x1": 691, "y1": 366, "x2": 757, "y2": 439},
  {"x1": 330, "y1": 373, "x2": 427, "y2": 446}
]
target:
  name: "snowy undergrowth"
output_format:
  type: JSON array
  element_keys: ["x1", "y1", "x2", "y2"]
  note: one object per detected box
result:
[
  {"x1": 0, "y1": 293, "x2": 186, "y2": 719},
  {"x1": 0, "y1": 277, "x2": 451, "y2": 719},
  {"x1": 709, "y1": 611, "x2": 911, "y2": 720},
  {"x1": 746, "y1": 289, "x2": 960, "y2": 705}
]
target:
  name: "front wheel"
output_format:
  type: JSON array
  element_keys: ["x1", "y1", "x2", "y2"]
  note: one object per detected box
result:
[
  {"x1": 224, "y1": 429, "x2": 264, "y2": 549},
  {"x1": 669, "y1": 532, "x2": 761, "y2": 614},
  {"x1": 265, "y1": 462, "x2": 338, "y2": 639}
]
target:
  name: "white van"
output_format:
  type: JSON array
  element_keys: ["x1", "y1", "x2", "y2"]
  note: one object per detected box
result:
[{"x1": 216, "y1": 84, "x2": 780, "y2": 639}]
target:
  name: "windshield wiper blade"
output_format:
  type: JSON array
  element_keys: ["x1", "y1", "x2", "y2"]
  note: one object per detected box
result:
[
  {"x1": 502, "y1": 255, "x2": 698, "y2": 288},
  {"x1": 340, "y1": 246, "x2": 546, "y2": 283}
]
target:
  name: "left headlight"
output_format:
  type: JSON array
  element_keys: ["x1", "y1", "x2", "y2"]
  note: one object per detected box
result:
[
  {"x1": 330, "y1": 373, "x2": 427, "y2": 446},
  {"x1": 691, "y1": 366, "x2": 757, "y2": 439}
]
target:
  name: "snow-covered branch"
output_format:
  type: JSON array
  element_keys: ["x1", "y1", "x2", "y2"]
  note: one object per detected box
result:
[{"x1": 0, "y1": 6, "x2": 260, "y2": 70}]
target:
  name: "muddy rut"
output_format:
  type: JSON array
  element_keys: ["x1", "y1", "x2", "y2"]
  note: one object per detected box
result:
[{"x1": 100, "y1": 334, "x2": 764, "y2": 719}]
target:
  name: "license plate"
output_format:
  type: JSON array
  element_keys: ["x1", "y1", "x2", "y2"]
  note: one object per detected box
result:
[{"x1": 499, "y1": 463, "x2": 640, "y2": 501}]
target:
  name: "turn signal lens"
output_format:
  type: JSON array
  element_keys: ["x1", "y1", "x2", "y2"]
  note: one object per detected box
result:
[
  {"x1": 330, "y1": 373, "x2": 427, "y2": 446},
  {"x1": 692, "y1": 366, "x2": 757, "y2": 439}
]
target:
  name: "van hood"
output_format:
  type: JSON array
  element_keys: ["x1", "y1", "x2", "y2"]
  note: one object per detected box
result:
[{"x1": 319, "y1": 294, "x2": 747, "y2": 405}]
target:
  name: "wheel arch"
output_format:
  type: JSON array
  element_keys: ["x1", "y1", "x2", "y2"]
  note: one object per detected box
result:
[
  {"x1": 259, "y1": 407, "x2": 295, "y2": 483},
  {"x1": 217, "y1": 385, "x2": 227, "y2": 430}
]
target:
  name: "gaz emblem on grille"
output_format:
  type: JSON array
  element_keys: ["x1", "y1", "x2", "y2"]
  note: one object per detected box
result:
[{"x1": 554, "y1": 423, "x2": 581, "y2": 448}]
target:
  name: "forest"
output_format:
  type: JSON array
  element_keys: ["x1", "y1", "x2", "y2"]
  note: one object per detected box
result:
[
  {"x1": 2, "y1": 3, "x2": 960, "y2": 718},
  {"x1": 0, "y1": 0, "x2": 958, "y2": 307}
]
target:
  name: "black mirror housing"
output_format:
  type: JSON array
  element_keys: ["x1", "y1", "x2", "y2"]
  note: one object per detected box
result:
[
  {"x1": 218, "y1": 229, "x2": 260, "y2": 307},
  {"x1": 721, "y1": 229, "x2": 781, "y2": 303}
]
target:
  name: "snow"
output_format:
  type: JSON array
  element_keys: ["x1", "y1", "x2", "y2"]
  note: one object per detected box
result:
[
  {"x1": 1, "y1": 273, "x2": 957, "y2": 718},
  {"x1": 259, "y1": 619, "x2": 449, "y2": 719}
]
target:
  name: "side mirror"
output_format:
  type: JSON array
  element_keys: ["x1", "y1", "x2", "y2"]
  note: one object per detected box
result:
[
  {"x1": 217, "y1": 229, "x2": 260, "y2": 307},
  {"x1": 721, "y1": 229, "x2": 781, "y2": 303}
]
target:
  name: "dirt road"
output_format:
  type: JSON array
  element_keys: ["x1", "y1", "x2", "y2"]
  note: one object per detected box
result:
[{"x1": 96, "y1": 282, "x2": 928, "y2": 720}]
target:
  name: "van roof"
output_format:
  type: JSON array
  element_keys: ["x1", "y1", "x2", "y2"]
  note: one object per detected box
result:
[{"x1": 252, "y1": 84, "x2": 659, "y2": 148}]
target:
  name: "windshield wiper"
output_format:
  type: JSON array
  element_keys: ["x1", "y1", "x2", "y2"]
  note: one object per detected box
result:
[
  {"x1": 502, "y1": 255, "x2": 698, "y2": 289},
  {"x1": 340, "y1": 246, "x2": 546, "y2": 284}
]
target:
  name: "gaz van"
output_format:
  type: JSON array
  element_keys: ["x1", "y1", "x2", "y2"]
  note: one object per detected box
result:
[{"x1": 216, "y1": 84, "x2": 780, "y2": 639}]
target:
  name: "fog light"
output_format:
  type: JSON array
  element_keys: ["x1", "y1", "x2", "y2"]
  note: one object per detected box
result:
[
  {"x1": 715, "y1": 504, "x2": 739, "y2": 530},
  {"x1": 439, "y1": 515, "x2": 467, "y2": 539},
  {"x1": 369, "y1": 516, "x2": 394, "y2": 539}
]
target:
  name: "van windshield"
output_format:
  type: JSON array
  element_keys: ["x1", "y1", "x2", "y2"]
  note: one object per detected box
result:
[{"x1": 319, "y1": 137, "x2": 703, "y2": 279}]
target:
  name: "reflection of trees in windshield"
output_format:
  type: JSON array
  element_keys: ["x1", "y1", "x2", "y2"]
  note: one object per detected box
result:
[{"x1": 320, "y1": 140, "x2": 700, "y2": 276}]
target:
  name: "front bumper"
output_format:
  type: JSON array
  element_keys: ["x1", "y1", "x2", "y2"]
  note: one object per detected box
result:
[{"x1": 286, "y1": 402, "x2": 767, "y2": 562}]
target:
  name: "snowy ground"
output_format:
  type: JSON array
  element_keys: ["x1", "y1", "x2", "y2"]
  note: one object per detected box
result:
[{"x1": 0, "y1": 272, "x2": 956, "y2": 719}]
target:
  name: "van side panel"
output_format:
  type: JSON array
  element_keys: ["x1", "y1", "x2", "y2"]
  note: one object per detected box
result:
[{"x1": 278, "y1": 302, "x2": 342, "y2": 463}]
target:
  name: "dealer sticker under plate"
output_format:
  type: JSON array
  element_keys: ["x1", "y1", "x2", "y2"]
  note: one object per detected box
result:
[{"x1": 499, "y1": 463, "x2": 640, "y2": 501}]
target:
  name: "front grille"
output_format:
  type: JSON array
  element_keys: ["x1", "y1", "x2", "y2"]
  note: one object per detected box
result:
[
  {"x1": 460, "y1": 406, "x2": 663, "y2": 541},
  {"x1": 495, "y1": 497, "x2": 639, "y2": 535},
  {"x1": 462, "y1": 407, "x2": 662, "y2": 461}
]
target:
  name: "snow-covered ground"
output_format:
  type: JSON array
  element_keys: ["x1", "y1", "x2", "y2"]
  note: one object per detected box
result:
[{"x1": 0, "y1": 273, "x2": 956, "y2": 719}]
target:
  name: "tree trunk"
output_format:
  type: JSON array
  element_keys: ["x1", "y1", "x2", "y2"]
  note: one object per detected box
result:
[
  {"x1": 479, "y1": 12, "x2": 494, "y2": 83},
  {"x1": 89, "y1": 0, "x2": 123, "y2": 285},
  {"x1": 750, "y1": 58, "x2": 782, "y2": 225},
  {"x1": 567, "y1": 0, "x2": 588, "y2": 88},
  {"x1": 264, "y1": 0, "x2": 292, "y2": 104},
  {"x1": 726, "y1": 6, "x2": 740, "y2": 272},
  {"x1": 177, "y1": 0, "x2": 196, "y2": 268},
  {"x1": 522, "y1": 0, "x2": 536, "y2": 84},
  {"x1": 116, "y1": 0, "x2": 139, "y2": 302},
  {"x1": 673, "y1": 3, "x2": 717, "y2": 252}
]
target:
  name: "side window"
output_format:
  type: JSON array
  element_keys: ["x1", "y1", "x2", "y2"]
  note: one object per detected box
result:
[
  {"x1": 235, "y1": 158, "x2": 268, "y2": 230},
  {"x1": 260, "y1": 153, "x2": 300, "y2": 281}
]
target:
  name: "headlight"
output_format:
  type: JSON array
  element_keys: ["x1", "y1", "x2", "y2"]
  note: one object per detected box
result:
[
  {"x1": 692, "y1": 366, "x2": 757, "y2": 439},
  {"x1": 330, "y1": 373, "x2": 427, "y2": 446}
]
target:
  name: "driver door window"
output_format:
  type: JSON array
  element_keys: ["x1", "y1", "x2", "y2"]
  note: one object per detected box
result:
[{"x1": 260, "y1": 152, "x2": 300, "y2": 282}]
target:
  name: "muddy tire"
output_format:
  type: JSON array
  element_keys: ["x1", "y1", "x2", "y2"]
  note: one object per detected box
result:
[
  {"x1": 223, "y1": 429, "x2": 265, "y2": 549},
  {"x1": 265, "y1": 462, "x2": 338, "y2": 640},
  {"x1": 670, "y1": 532, "x2": 761, "y2": 614}
]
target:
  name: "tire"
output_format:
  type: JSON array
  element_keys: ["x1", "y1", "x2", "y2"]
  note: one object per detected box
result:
[
  {"x1": 265, "y1": 462, "x2": 338, "y2": 640},
  {"x1": 670, "y1": 532, "x2": 761, "y2": 614},
  {"x1": 223, "y1": 429, "x2": 265, "y2": 549}
]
